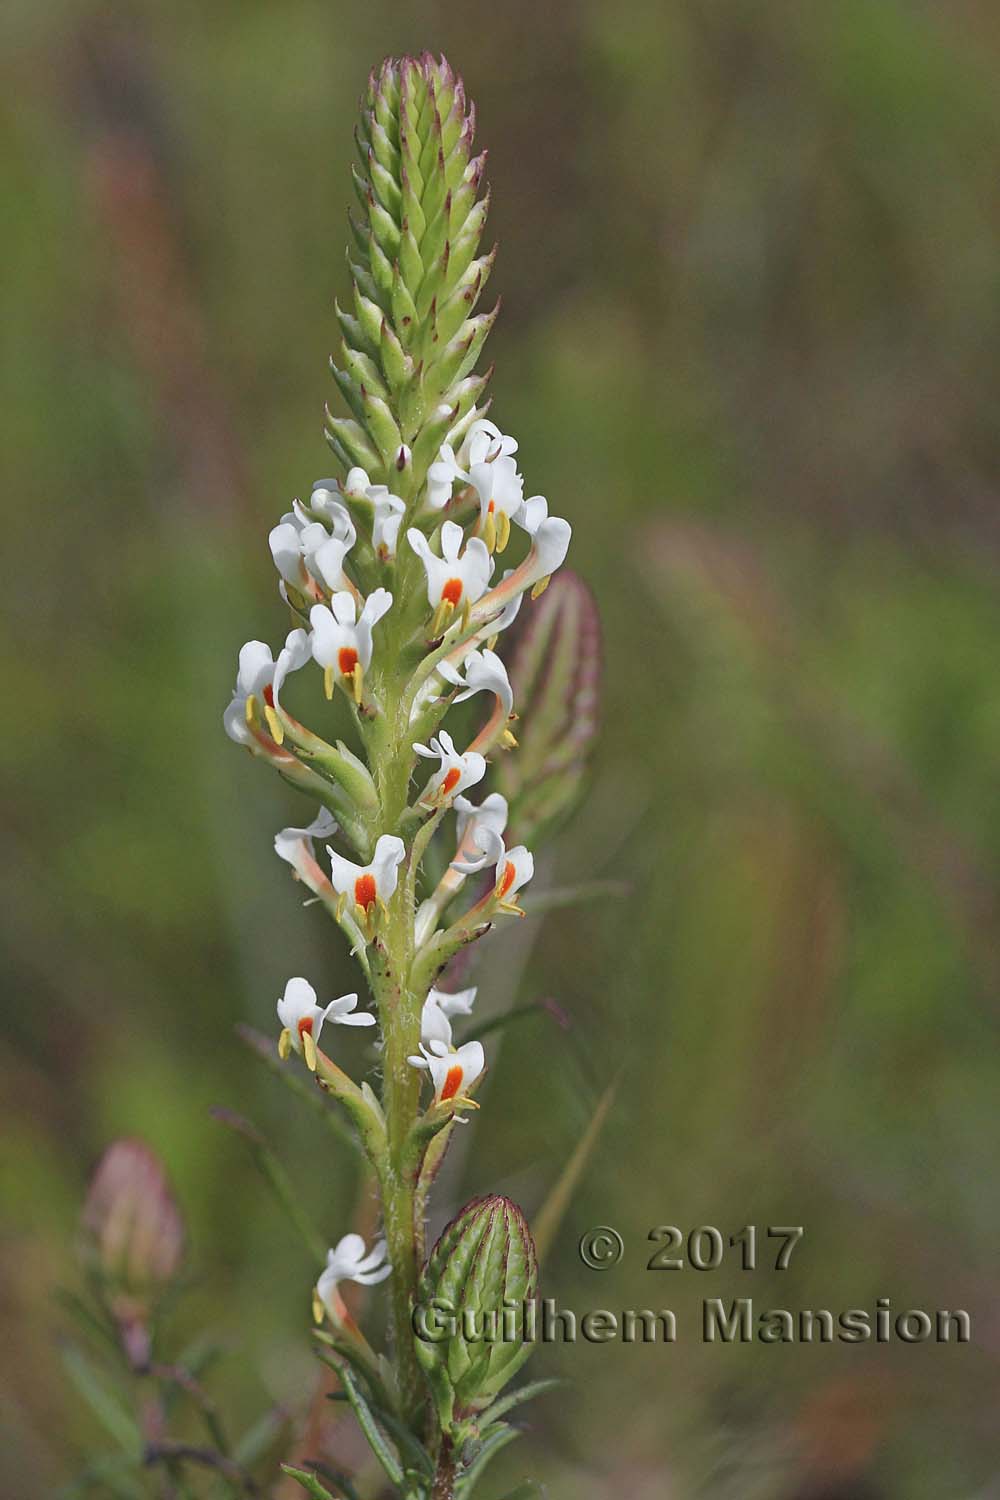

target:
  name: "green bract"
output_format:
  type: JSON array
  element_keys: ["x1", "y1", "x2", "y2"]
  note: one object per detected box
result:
[
  {"x1": 328, "y1": 53, "x2": 496, "y2": 493},
  {"x1": 414, "y1": 1194, "x2": 538, "y2": 1432}
]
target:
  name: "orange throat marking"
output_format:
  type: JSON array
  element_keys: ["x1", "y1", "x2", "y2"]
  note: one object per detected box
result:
[
  {"x1": 440, "y1": 1065, "x2": 464, "y2": 1102},
  {"x1": 354, "y1": 873, "x2": 377, "y2": 912},
  {"x1": 297, "y1": 1016, "x2": 314, "y2": 1041},
  {"x1": 338, "y1": 646, "x2": 359, "y2": 677},
  {"x1": 498, "y1": 862, "x2": 517, "y2": 898},
  {"x1": 441, "y1": 578, "x2": 464, "y2": 606},
  {"x1": 441, "y1": 766, "x2": 461, "y2": 796}
]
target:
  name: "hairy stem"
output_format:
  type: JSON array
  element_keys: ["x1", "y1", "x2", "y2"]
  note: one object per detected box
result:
[
  {"x1": 369, "y1": 671, "x2": 428, "y2": 1421},
  {"x1": 430, "y1": 1435, "x2": 456, "y2": 1500}
]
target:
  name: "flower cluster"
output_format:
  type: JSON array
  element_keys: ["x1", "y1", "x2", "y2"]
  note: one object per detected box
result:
[{"x1": 224, "y1": 411, "x2": 569, "y2": 1302}]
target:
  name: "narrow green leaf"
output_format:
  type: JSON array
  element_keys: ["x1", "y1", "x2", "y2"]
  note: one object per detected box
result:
[
  {"x1": 235, "y1": 1025, "x2": 361, "y2": 1153},
  {"x1": 59, "y1": 1343, "x2": 141, "y2": 1457},
  {"x1": 232, "y1": 1405, "x2": 290, "y2": 1468},
  {"x1": 476, "y1": 1377, "x2": 563, "y2": 1427},
  {"x1": 279, "y1": 1465, "x2": 337, "y2": 1500},
  {"x1": 209, "y1": 1108, "x2": 327, "y2": 1265},
  {"x1": 337, "y1": 1364, "x2": 404, "y2": 1486},
  {"x1": 532, "y1": 1077, "x2": 619, "y2": 1266}
]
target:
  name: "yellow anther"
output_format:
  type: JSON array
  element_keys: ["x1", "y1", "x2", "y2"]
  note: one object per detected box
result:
[
  {"x1": 501, "y1": 729, "x2": 518, "y2": 749},
  {"x1": 312, "y1": 1290, "x2": 325, "y2": 1325},
  {"x1": 352, "y1": 661, "x2": 364, "y2": 705},
  {"x1": 278, "y1": 1027, "x2": 292, "y2": 1061},
  {"x1": 302, "y1": 1029, "x2": 318, "y2": 1072},
  {"x1": 264, "y1": 704, "x2": 284, "y2": 745},
  {"x1": 323, "y1": 664, "x2": 335, "y2": 700},
  {"x1": 431, "y1": 598, "x2": 456, "y2": 637},
  {"x1": 531, "y1": 574, "x2": 551, "y2": 600},
  {"x1": 495, "y1": 511, "x2": 511, "y2": 552},
  {"x1": 460, "y1": 598, "x2": 471, "y2": 632},
  {"x1": 336, "y1": 892, "x2": 348, "y2": 921},
  {"x1": 482, "y1": 511, "x2": 497, "y2": 553},
  {"x1": 485, "y1": 634, "x2": 498, "y2": 652},
  {"x1": 244, "y1": 693, "x2": 259, "y2": 728}
]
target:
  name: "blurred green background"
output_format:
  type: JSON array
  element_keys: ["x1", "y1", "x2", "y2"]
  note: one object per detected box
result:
[{"x1": 3, "y1": 0, "x2": 1000, "y2": 1495}]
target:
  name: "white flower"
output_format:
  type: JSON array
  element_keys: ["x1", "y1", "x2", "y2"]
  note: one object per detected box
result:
[
  {"x1": 274, "y1": 807, "x2": 338, "y2": 894},
  {"x1": 408, "y1": 1038, "x2": 486, "y2": 1105},
  {"x1": 331, "y1": 468, "x2": 405, "y2": 561},
  {"x1": 469, "y1": 453, "x2": 524, "y2": 548},
  {"x1": 342, "y1": 467, "x2": 374, "y2": 499},
  {"x1": 309, "y1": 479, "x2": 352, "y2": 524},
  {"x1": 463, "y1": 418, "x2": 518, "y2": 467},
  {"x1": 269, "y1": 500, "x2": 356, "y2": 597},
  {"x1": 518, "y1": 494, "x2": 550, "y2": 534},
  {"x1": 453, "y1": 826, "x2": 534, "y2": 912},
  {"x1": 453, "y1": 793, "x2": 510, "y2": 868},
  {"x1": 309, "y1": 588, "x2": 392, "y2": 702},
  {"x1": 492, "y1": 837, "x2": 534, "y2": 909},
  {"x1": 471, "y1": 516, "x2": 572, "y2": 626},
  {"x1": 412, "y1": 793, "x2": 509, "y2": 948},
  {"x1": 371, "y1": 490, "x2": 406, "y2": 560},
  {"x1": 327, "y1": 834, "x2": 405, "y2": 926},
  {"x1": 439, "y1": 648, "x2": 513, "y2": 719},
  {"x1": 407, "y1": 522, "x2": 493, "y2": 619},
  {"x1": 223, "y1": 630, "x2": 310, "y2": 747},
  {"x1": 316, "y1": 1233, "x2": 390, "y2": 1321},
  {"x1": 276, "y1": 977, "x2": 375, "y2": 1063},
  {"x1": 426, "y1": 446, "x2": 466, "y2": 510},
  {"x1": 421, "y1": 985, "x2": 478, "y2": 1047},
  {"x1": 414, "y1": 729, "x2": 487, "y2": 805}
]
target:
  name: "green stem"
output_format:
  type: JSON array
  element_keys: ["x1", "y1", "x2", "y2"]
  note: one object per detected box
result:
[{"x1": 367, "y1": 672, "x2": 429, "y2": 1423}]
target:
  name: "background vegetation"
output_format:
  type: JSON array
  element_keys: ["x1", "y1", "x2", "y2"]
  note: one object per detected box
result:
[{"x1": 3, "y1": 1, "x2": 999, "y2": 1494}]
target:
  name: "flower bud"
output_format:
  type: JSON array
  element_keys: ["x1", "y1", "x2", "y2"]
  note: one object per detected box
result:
[
  {"x1": 79, "y1": 1139, "x2": 185, "y2": 1330},
  {"x1": 495, "y1": 571, "x2": 601, "y2": 844},
  {"x1": 414, "y1": 1194, "x2": 537, "y2": 1430},
  {"x1": 328, "y1": 53, "x2": 494, "y2": 490}
]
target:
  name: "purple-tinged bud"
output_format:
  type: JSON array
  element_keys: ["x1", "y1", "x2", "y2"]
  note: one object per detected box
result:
[
  {"x1": 79, "y1": 1139, "x2": 185, "y2": 1337},
  {"x1": 496, "y1": 570, "x2": 602, "y2": 843}
]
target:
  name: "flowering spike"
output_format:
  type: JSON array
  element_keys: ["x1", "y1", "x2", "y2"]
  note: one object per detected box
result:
[{"x1": 213, "y1": 53, "x2": 591, "y2": 1480}]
